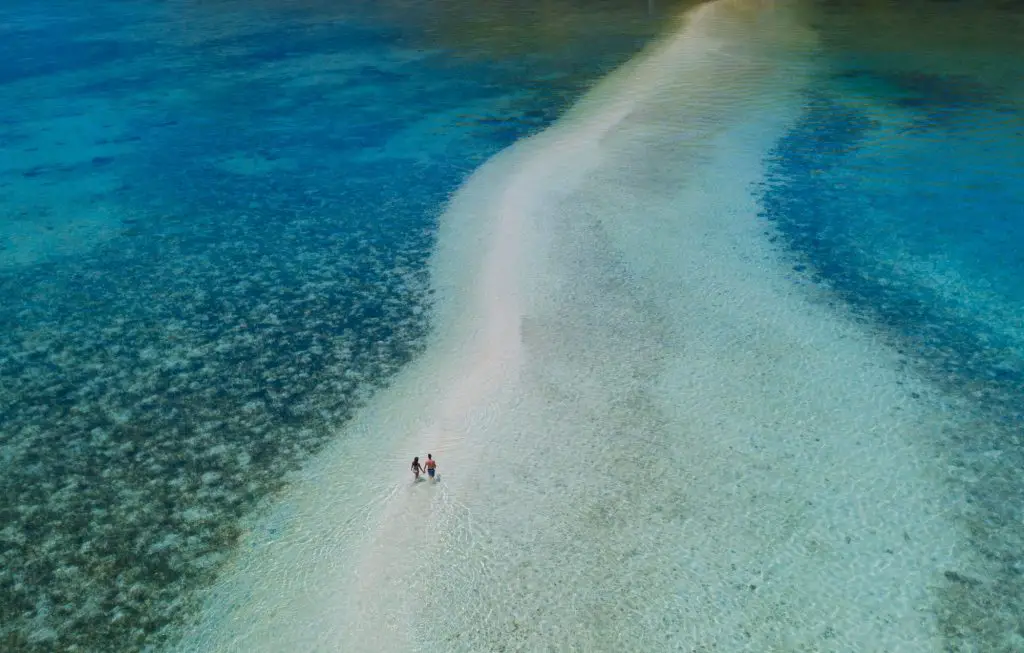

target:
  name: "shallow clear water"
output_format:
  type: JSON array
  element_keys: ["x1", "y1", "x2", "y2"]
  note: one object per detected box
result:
[
  {"x1": 1, "y1": 0, "x2": 1022, "y2": 651},
  {"x1": 760, "y1": 3, "x2": 1024, "y2": 646}
]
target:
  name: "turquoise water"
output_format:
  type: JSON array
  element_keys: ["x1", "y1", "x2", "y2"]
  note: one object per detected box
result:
[
  {"x1": 1, "y1": 0, "x2": 1022, "y2": 650},
  {"x1": 760, "y1": 7, "x2": 1023, "y2": 646},
  {"x1": 0, "y1": 0, "x2": 673, "y2": 649}
]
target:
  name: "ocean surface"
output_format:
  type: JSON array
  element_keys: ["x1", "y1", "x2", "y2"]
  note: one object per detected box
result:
[{"x1": 0, "y1": 0, "x2": 1021, "y2": 651}]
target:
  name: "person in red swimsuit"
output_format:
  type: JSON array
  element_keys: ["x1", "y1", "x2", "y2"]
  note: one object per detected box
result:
[{"x1": 424, "y1": 454, "x2": 438, "y2": 481}]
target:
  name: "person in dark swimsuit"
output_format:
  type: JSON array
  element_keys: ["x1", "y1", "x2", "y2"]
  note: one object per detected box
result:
[
  {"x1": 411, "y1": 456, "x2": 423, "y2": 480},
  {"x1": 424, "y1": 454, "x2": 437, "y2": 480}
]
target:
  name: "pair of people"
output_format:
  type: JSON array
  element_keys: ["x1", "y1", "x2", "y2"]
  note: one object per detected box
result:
[{"x1": 410, "y1": 454, "x2": 437, "y2": 481}]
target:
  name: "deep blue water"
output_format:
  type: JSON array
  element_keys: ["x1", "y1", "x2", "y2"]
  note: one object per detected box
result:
[{"x1": 0, "y1": 0, "x2": 665, "y2": 649}]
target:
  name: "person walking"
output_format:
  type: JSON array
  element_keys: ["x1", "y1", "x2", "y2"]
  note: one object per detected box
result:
[
  {"x1": 411, "y1": 456, "x2": 423, "y2": 480},
  {"x1": 424, "y1": 454, "x2": 438, "y2": 481}
]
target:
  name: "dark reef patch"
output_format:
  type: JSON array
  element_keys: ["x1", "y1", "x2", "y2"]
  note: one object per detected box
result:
[{"x1": 0, "y1": 195, "x2": 435, "y2": 652}]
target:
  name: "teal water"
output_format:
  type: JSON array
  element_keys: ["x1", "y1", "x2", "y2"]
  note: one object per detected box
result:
[
  {"x1": 760, "y1": 4, "x2": 1023, "y2": 646},
  {"x1": 1, "y1": 0, "x2": 1022, "y2": 650}
]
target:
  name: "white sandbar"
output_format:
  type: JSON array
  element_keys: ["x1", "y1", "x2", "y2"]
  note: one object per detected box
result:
[{"x1": 173, "y1": 1, "x2": 965, "y2": 651}]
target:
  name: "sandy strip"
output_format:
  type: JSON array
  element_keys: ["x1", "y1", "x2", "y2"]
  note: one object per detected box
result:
[{"x1": 174, "y1": 1, "x2": 966, "y2": 651}]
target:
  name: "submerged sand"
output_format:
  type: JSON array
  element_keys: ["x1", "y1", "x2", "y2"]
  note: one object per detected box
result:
[{"x1": 173, "y1": 1, "x2": 966, "y2": 651}]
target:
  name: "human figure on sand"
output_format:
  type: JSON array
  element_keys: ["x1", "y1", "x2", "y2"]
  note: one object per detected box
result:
[{"x1": 411, "y1": 456, "x2": 423, "y2": 480}]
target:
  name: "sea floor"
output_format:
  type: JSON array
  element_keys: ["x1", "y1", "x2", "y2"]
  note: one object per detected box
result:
[
  {"x1": 173, "y1": 2, "x2": 994, "y2": 651},
  {"x1": 3, "y1": 0, "x2": 1022, "y2": 651},
  {"x1": 0, "y1": 0, "x2": 675, "y2": 650}
]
